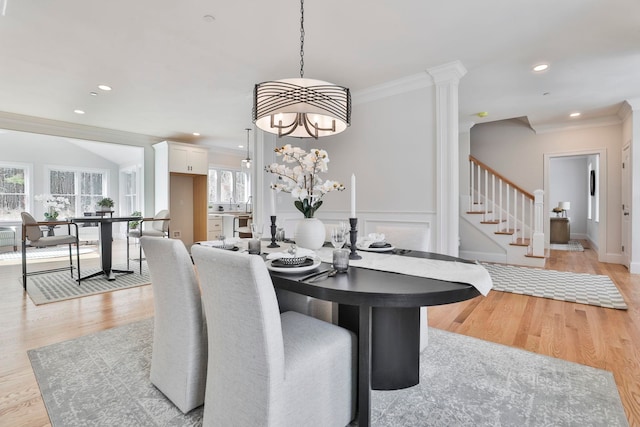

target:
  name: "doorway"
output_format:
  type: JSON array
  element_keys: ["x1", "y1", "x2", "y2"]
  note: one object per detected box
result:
[{"x1": 544, "y1": 149, "x2": 606, "y2": 262}]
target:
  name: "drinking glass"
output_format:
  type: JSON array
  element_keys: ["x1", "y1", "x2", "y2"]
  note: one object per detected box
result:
[
  {"x1": 251, "y1": 222, "x2": 264, "y2": 240},
  {"x1": 331, "y1": 227, "x2": 347, "y2": 249},
  {"x1": 332, "y1": 248, "x2": 350, "y2": 272}
]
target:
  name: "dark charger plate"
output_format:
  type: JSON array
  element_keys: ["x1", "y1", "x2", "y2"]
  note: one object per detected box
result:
[{"x1": 271, "y1": 258, "x2": 314, "y2": 268}]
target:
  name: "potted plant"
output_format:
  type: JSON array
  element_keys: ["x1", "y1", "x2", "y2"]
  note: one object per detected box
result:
[
  {"x1": 96, "y1": 197, "x2": 115, "y2": 211},
  {"x1": 129, "y1": 211, "x2": 142, "y2": 229}
]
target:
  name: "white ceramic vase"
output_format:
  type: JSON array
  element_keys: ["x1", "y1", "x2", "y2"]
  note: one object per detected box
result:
[{"x1": 294, "y1": 218, "x2": 326, "y2": 250}]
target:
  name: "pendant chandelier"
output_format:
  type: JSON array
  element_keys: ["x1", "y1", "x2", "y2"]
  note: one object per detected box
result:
[
  {"x1": 252, "y1": 0, "x2": 351, "y2": 139},
  {"x1": 241, "y1": 128, "x2": 252, "y2": 169}
]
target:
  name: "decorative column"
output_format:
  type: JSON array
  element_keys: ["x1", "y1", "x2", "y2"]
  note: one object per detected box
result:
[{"x1": 427, "y1": 61, "x2": 467, "y2": 257}]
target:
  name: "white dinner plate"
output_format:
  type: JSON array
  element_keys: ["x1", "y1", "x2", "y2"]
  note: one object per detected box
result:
[
  {"x1": 266, "y1": 258, "x2": 322, "y2": 273},
  {"x1": 356, "y1": 244, "x2": 395, "y2": 253}
]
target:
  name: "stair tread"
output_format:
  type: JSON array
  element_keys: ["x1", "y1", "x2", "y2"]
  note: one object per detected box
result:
[
  {"x1": 495, "y1": 229, "x2": 517, "y2": 235},
  {"x1": 510, "y1": 238, "x2": 530, "y2": 247}
]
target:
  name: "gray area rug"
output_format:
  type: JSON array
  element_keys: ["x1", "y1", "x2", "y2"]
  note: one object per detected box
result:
[
  {"x1": 28, "y1": 319, "x2": 628, "y2": 426},
  {"x1": 0, "y1": 245, "x2": 97, "y2": 261},
  {"x1": 24, "y1": 262, "x2": 150, "y2": 305},
  {"x1": 549, "y1": 240, "x2": 585, "y2": 251},
  {"x1": 483, "y1": 263, "x2": 627, "y2": 310}
]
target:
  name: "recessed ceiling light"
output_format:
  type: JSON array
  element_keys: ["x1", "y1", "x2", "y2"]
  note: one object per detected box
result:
[
  {"x1": 532, "y1": 63, "x2": 549, "y2": 72},
  {"x1": 238, "y1": 145, "x2": 244, "y2": 149},
  {"x1": 203, "y1": 14, "x2": 215, "y2": 22},
  {"x1": 192, "y1": 132, "x2": 201, "y2": 136},
  {"x1": 90, "y1": 91, "x2": 98, "y2": 96},
  {"x1": 98, "y1": 84, "x2": 112, "y2": 91},
  {"x1": 570, "y1": 112, "x2": 581, "y2": 118},
  {"x1": 74, "y1": 109, "x2": 85, "y2": 114}
]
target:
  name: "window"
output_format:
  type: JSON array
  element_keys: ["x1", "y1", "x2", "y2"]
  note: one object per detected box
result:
[
  {"x1": 47, "y1": 167, "x2": 108, "y2": 217},
  {"x1": 0, "y1": 162, "x2": 30, "y2": 220},
  {"x1": 208, "y1": 168, "x2": 251, "y2": 206},
  {"x1": 120, "y1": 167, "x2": 140, "y2": 215}
]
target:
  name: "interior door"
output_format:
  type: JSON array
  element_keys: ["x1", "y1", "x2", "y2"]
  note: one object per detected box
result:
[{"x1": 622, "y1": 144, "x2": 631, "y2": 269}]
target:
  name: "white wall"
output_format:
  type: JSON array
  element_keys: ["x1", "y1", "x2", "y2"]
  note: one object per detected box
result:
[
  {"x1": 470, "y1": 118, "x2": 622, "y2": 263},
  {"x1": 262, "y1": 83, "x2": 439, "y2": 251}
]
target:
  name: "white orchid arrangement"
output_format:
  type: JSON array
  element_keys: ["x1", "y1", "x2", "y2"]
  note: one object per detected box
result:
[
  {"x1": 265, "y1": 145, "x2": 345, "y2": 218},
  {"x1": 34, "y1": 194, "x2": 70, "y2": 220}
]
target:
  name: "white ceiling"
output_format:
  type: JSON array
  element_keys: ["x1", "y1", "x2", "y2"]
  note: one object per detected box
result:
[{"x1": 1, "y1": 0, "x2": 639, "y2": 152}]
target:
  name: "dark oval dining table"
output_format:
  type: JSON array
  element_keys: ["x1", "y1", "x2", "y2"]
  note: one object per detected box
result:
[{"x1": 269, "y1": 250, "x2": 482, "y2": 427}]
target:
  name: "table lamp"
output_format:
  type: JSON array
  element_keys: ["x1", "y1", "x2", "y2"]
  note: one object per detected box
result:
[{"x1": 558, "y1": 201, "x2": 570, "y2": 218}]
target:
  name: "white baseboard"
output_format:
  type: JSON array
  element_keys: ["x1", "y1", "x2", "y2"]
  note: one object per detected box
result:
[{"x1": 458, "y1": 250, "x2": 507, "y2": 264}]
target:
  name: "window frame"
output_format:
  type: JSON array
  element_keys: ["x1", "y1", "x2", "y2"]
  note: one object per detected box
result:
[
  {"x1": 44, "y1": 165, "x2": 109, "y2": 217},
  {"x1": 0, "y1": 161, "x2": 32, "y2": 221},
  {"x1": 207, "y1": 166, "x2": 251, "y2": 206}
]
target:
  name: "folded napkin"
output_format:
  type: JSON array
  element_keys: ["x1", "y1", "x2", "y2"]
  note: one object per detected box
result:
[
  {"x1": 200, "y1": 237, "x2": 240, "y2": 248},
  {"x1": 358, "y1": 233, "x2": 387, "y2": 248},
  {"x1": 266, "y1": 247, "x2": 315, "y2": 260}
]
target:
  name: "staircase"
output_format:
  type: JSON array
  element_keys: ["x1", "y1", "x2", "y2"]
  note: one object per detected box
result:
[{"x1": 462, "y1": 156, "x2": 545, "y2": 267}]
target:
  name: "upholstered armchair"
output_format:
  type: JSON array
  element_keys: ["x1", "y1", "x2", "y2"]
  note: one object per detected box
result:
[
  {"x1": 140, "y1": 236, "x2": 207, "y2": 413},
  {"x1": 192, "y1": 245, "x2": 356, "y2": 426},
  {"x1": 21, "y1": 212, "x2": 81, "y2": 290},
  {"x1": 127, "y1": 210, "x2": 170, "y2": 273}
]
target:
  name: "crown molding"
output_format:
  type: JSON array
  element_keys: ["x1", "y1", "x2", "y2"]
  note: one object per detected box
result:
[
  {"x1": 427, "y1": 60, "x2": 467, "y2": 85},
  {"x1": 531, "y1": 115, "x2": 621, "y2": 135},
  {"x1": 352, "y1": 72, "x2": 433, "y2": 105},
  {"x1": 617, "y1": 101, "x2": 633, "y2": 121}
]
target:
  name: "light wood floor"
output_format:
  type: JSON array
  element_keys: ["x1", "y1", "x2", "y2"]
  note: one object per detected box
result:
[{"x1": 1, "y1": 240, "x2": 638, "y2": 426}]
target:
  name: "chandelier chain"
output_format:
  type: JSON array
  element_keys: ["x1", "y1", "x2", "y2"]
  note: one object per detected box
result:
[{"x1": 299, "y1": 0, "x2": 305, "y2": 78}]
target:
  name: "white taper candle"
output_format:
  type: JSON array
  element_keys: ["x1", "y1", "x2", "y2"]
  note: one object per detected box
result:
[
  {"x1": 270, "y1": 189, "x2": 276, "y2": 216},
  {"x1": 350, "y1": 173, "x2": 356, "y2": 218}
]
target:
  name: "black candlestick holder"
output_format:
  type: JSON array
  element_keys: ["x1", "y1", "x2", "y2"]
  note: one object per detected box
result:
[
  {"x1": 268, "y1": 215, "x2": 280, "y2": 248},
  {"x1": 349, "y1": 217, "x2": 362, "y2": 260}
]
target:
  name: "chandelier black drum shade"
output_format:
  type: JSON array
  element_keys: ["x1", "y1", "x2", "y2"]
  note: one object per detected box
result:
[{"x1": 252, "y1": 0, "x2": 351, "y2": 139}]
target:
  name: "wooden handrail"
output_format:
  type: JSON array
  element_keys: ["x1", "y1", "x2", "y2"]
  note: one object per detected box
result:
[{"x1": 469, "y1": 155, "x2": 534, "y2": 200}]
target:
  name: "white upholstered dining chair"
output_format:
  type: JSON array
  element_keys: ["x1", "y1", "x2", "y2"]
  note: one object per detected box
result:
[
  {"x1": 366, "y1": 221, "x2": 432, "y2": 350},
  {"x1": 140, "y1": 236, "x2": 207, "y2": 413},
  {"x1": 21, "y1": 212, "x2": 81, "y2": 290},
  {"x1": 127, "y1": 210, "x2": 170, "y2": 273},
  {"x1": 191, "y1": 245, "x2": 356, "y2": 426}
]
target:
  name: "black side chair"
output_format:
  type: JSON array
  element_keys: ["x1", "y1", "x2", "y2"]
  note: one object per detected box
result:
[{"x1": 21, "y1": 212, "x2": 81, "y2": 290}]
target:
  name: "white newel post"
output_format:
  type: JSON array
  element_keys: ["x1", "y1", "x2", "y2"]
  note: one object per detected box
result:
[{"x1": 532, "y1": 189, "x2": 545, "y2": 257}]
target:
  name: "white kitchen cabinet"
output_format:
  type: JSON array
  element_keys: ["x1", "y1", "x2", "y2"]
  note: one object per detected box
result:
[
  {"x1": 168, "y1": 144, "x2": 208, "y2": 175},
  {"x1": 207, "y1": 217, "x2": 223, "y2": 240},
  {"x1": 154, "y1": 141, "x2": 209, "y2": 247},
  {"x1": 207, "y1": 214, "x2": 235, "y2": 240}
]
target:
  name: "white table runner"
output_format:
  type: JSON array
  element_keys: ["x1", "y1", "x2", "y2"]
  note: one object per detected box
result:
[{"x1": 261, "y1": 242, "x2": 492, "y2": 296}]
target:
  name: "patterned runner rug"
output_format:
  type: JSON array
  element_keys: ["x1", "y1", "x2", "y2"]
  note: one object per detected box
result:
[
  {"x1": 483, "y1": 263, "x2": 627, "y2": 310},
  {"x1": 24, "y1": 262, "x2": 150, "y2": 305},
  {"x1": 28, "y1": 319, "x2": 628, "y2": 426},
  {"x1": 549, "y1": 240, "x2": 585, "y2": 251}
]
